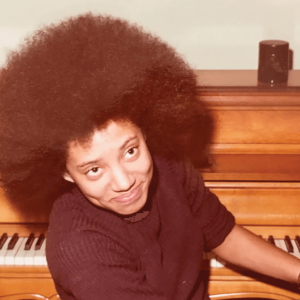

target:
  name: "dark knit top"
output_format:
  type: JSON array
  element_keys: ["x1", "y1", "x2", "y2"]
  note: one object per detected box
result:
[{"x1": 46, "y1": 155, "x2": 235, "y2": 300}]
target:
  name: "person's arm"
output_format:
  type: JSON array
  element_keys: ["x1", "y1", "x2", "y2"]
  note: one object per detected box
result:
[{"x1": 212, "y1": 224, "x2": 300, "y2": 285}]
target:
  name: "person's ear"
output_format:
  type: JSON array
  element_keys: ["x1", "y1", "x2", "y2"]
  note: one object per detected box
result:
[{"x1": 63, "y1": 171, "x2": 74, "y2": 183}]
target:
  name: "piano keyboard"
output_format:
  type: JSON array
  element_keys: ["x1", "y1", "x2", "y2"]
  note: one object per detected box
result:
[
  {"x1": 0, "y1": 232, "x2": 47, "y2": 266},
  {"x1": 1, "y1": 233, "x2": 299, "y2": 267},
  {"x1": 204, "y1": 235, "x2": 300, "y2": 268}
]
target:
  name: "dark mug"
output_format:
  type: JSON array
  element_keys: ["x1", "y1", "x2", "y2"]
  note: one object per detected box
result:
[{"x1": 258, "y1": 40, "x2": 289, "y2": 85}]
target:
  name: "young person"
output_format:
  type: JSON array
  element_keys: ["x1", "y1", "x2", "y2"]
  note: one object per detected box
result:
[{"x1": 0, "y1": 13, "x2": 299, "y2": 300}]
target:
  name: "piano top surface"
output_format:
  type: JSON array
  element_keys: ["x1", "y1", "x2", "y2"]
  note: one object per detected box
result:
[{"x1": 195, "y1": 69, "x2": 300, "y2": 89}]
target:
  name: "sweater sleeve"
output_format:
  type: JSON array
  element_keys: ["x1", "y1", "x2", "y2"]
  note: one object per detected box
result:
[
  {"x1": 175, "y1": 158, "x2": 235, "y2": 251},
  {"x1": 48, "y1": 229, "x2": 167, "y2": 300}
]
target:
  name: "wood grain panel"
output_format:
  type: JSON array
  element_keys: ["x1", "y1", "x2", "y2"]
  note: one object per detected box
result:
[
  {"x1": 195, "y1": 69, "x2": 300, "y2": 88},
  {"x1": 199, "y1": 94, "x2": 300, "y2": 108},
  {"x1": 210, "y1": 144, "x2": 300, "y2": 154},
  {"x1": 210, "y1": 110, "x2": 300, "y2": 144},
  {"x1": 207, "y1": 182, "x2": 300, "y2": 226},
  {"x1": 207, "y1": 280, "x2": 300, "y2": 300},
  {"x1": 0, "y1": 294, "x2": 59, "y2": 300},
  {"x1": 0, "y1": 278, "x2": 57, "y2": 297},
  {"x1": 201, "y1": 154, "x2": 300, "y2": 181}
]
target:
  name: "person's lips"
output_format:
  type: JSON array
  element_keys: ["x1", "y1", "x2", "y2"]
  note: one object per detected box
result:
[{"x1": 112, "y1": 184, "x2": 141, "y2": 203}]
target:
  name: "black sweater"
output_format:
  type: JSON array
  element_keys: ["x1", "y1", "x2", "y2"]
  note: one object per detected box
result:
[{"x1": 46, "y1": 155, "x2": 235, "y2": 300}]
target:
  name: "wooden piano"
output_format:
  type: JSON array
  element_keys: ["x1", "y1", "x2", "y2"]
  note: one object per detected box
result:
[
  {"x1": 0, "y1": 187, "x2": 56, "y2": 300},
  {"x1": 196, "y1": 70, "x2": 300, "y2": 299},
  {"x1": 0, "y1": 70, "x2": 300, "y2": 299}
]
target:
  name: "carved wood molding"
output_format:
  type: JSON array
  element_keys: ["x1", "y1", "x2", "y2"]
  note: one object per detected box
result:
[{"x1": 0, "y1": 294, "x2": 59, "y2": 300}]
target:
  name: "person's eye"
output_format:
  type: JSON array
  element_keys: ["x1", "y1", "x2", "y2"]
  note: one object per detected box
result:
[
  {"x1": 125, "y1": 147, "x2": 138, "y2": 158},
  {"x1": 87, "y1": 167, "x2": 101, "y2": 177}
]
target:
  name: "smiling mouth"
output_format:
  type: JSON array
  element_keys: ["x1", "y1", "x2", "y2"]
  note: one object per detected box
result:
[{"x1": 112, "y1": 184, "x2": 141, "y2": 204}]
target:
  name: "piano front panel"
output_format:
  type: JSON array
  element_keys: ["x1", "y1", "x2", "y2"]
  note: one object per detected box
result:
[
  {"x1": 207, "y1": 181, "x2": 300, "y2": 226},
  {"x1": 198, "y1": 88, "x2": 300, "y2": 182},
  {"x1": 197, "y1": 71, "x2": 300, "y2": 299},
  {"x1": 209, "y1": 109, "x2": 300, "y2": 145},
  {"x1": 0, "y1": 272, "x2": 56, "y2": 299},
  {"x1": 202, "y1": 153, "x2": 300, "y2": 181}
]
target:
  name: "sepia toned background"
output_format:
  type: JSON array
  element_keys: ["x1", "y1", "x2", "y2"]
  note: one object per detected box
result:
[{"x1": 1, "y1": 0, "x2": 300, "y2": 70}]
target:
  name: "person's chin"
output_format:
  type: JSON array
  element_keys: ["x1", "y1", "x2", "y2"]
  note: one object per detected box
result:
[
  {"x1": 118, "y1": 196, "x2": 147, "y2": 215},
  {"x1": 110, "y1": 183, "x2": 148, "y2": 215}
]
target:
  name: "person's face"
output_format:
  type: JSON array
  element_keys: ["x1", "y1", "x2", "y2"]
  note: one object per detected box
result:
[{"x1": 63, "y1": 120, "x2": 153, "y2": 215}]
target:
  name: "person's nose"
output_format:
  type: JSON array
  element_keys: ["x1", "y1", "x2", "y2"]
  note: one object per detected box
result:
[{"x1": 110, "y1": 165, "x2": 135, "y2": 192}]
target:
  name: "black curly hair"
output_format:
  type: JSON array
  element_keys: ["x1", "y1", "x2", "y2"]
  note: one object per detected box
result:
[{"x1": 0, "y1": 13, "x2": 212, "y2": 218}]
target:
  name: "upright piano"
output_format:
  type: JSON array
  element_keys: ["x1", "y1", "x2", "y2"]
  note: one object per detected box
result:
[
  {"x1": 197, "y1": 70, "x2": 300, "y2": 299},
  {"x1": 0, "y1": 70, "x2": 300, "y2": 299}
]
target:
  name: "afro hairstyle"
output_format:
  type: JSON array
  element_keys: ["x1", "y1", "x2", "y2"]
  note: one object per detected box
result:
[{"x1": 0, "y1": 13, "x2": 213, "y2": 218}]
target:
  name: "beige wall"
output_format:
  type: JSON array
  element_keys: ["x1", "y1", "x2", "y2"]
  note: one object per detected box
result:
[{"x1": 0, "y1": 0, "x2": 299, "y2": 70}]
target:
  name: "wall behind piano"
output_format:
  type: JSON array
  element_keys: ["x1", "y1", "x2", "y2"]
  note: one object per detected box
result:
[{"x1": 0, "y1": 0, "x2": 300, "y2": 69}]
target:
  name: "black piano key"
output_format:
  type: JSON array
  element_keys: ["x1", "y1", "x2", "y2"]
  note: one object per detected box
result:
[
  {"x1": 35, "y1": 233, "x2": 45, "y2": 250},
  {"x1": 7, "y1": 233, "x2": 19, "y2": 250},
  {"x1": 295, "y1": 235, "x2": 300, "y2": 252},
  {"x1": 284, "y1": 236, "x2": 293, "y2": 253},
  {"x1": 0, "y1": 233, "x2": 8, "y2": 250},
  {"x1": 25, "y1": 233, "x2": 35, "y2": 250},
  {"x1": 268, "y1": 235, "x2": 275, "y2": 245}
]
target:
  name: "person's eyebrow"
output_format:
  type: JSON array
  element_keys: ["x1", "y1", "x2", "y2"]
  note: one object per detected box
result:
[
  {"x1": 76, "y1": 135, "x2": 138, "y2": 168},
  {"x1": 77, "y1": 158, "x2": 104, "y2": 169},
  {"x1": 119, "y1": 135, "x2": 137, "y2": 150}
]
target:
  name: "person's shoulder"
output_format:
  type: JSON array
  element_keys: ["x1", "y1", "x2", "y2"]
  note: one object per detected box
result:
[
  {"x1": 50, "y1": 187, "x2": 84, "y2": 225},
  {"x1": 152, "y1": 154, "x2": 184, "y2": 175},
  {"x1": 152, "y1": 153, "x2": 197, "y2": 185},
  {"x1": 47, "y1": 187, "x2": 87, "y2": 253},
  {"x1": 48, "y1": 187, "x2": 100, "y2": 250}
]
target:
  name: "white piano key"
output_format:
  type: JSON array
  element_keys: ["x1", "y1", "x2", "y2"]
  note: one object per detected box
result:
[
  {"x1": 34, "y1": 239, "x2": 46, "y2": 266},
  {"x1": 277, "y1": 239, "x2": 288, "y2": 252},
  {"x1": 291, "y1": 240, "x2": 300, "y2": 259},
  {"x1": 43, "y1": 254, "x2": 47, "y2": 266},
  {"x1": 216, "y1": 256, "x2": 226, "y2": 268},
  {"x1": 274, "y1": 239, "x2": 282, "y2": 250},
  {"x1": 15, "y1": 238, "x2": 28, "y2": 266},
  {"x1": 5, "y1": 237, "x2": 24, "y2": 265},
  {"x1": 206, "y1": 252, "x2": 217, "y2": 268},
  {"x1": 24, "y1": 237, "x2": 38, "y2": 266},
  {"x1": 0, "y1": 237, "x2": 12, "y2": 265}
]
